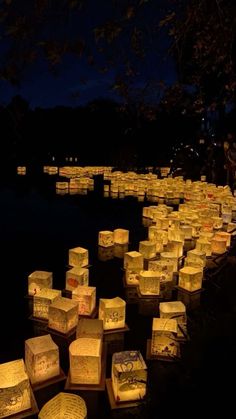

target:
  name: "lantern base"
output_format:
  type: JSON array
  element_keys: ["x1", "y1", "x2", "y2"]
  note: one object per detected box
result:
[
  {"x1": 146, "y1": 339, "x2": 180, "y2": 362},
  {"x1": 65, "y1": 344, "x2": 107, "y2": 391},
  {"x1": 6, "y1": 387, "x2": 38, "y2": 418},
  {"x1": 103, "y1": 323, "x2": 130, "y2": 335},
  {"x1": 31, "y1": 367, "x2": 66, "y2": 391},
  {"x1": 106, "y1": 378, "x2": 145, "y2": 409},
  {"x1": 79, "y1": 305, "x2": 98, "y2": 319}
]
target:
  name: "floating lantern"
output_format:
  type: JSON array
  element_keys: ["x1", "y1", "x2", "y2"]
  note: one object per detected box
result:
[
  {"x1": 211, "y1": 237, "x2": 227, "y2": 254},
  {"x1": 76, "y1": 318, "x2": 103, "y2": 339},
  {"x1": 212, "y1": 217, "x2": 223, "y2": 230},
  {"x1": 66, "y1": 267, "x2": 89, "y2": 291},
  {"x1": 25, "y1": 335, "x2": 60, "y2": 384},
  {"x1": 124, "y1": 251, "x2": 143, "y2": 270},
  {"x1": 113, "y1": 228, "x2": 129, "y2": 244},
  {"x1": 111, "y1": 351, "x2": 147, "y2": 402},
  {"x1": 166, "y1": 240, "x2": 184, "y2": 258},
  {"x1": 214, "y1": 231, "x2": 231, "y2": 247},
  {"x1": 28, "y1": 270, "x2": 53, "y2": 296},
  {"x1": 99, "y1": 297, "x2": 126, "y2": 330},
  {"x1": 33, "y1": 289, "x2": 61, "y2": 320},
  {"x1": 69, "y1": 337, "x2": 102, "y2": 384},
  {"x1": 139, "y1": 240, "x2": 156, "y2": 259},
  {"x1": 48, "y1": 297, "x2": 78, "y2": 333},
  {"x1": 98, "y1": 231, "x2": 114, "y2": 247},
  {"x1": 69, "y1": 247, "x2": 89, "y2": 268},
  {"x1": 139, "y1": 270, "x2": 160, "y2": 296},
  {"x1": 148, "y1": 260, "x2": 174, "y2": 282},
  {"x1": 0, "y1": 359, "x2": 31, "y2": 418},
  {"x1": 179, "y1": 266, "x2": 203, "y2": 292},
  {"x1": 195, "y1": 239, "x2": 212, "y2": 256},
  {"x1": 125, "y1": 269, "x2": 140, "y2": 285},
  {"x1": 187, "y1": 249, "x2": 206, "y2": 267},
  {"x1": 72, "y1": 285, "x2": 96, "y2": 316},
  {"x1": 180, "y1": 225, "x2": 193, "y2": 240},
  {"x1": 38, "y1": 392, "x2": 87, "y2": 419},
  {"x1": 159, "y1": 301, "x2": 186, "y2": 338},
  {"x1": 160, "y1": 251, "x2": 178, "y2": 272},
  {"x1": 151, "y1": 318, "x2": 178, "y2": 358}
]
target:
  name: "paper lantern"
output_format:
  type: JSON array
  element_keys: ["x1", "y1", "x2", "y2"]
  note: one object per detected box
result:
[
  {"x1": 179, "y1": 266, "x2": 203, "y2": 292},
  {"x1": 66, "y1": 267, "x2": 89, "y2": 291},
  {"x1": 124, "y1": 251, "x2": 143, "y2": 270},
  {"x1": 113, "y1": 228, "x2": 129, "y2": 244},
  {"x1": 112, "y1": 351, "x2": 147, "y2": 402},
  {"x1": 113, "y1": 243, "x2": 128, "y2": 258},
  {"x1": 159, "y1": 301, "x2": 186, "y2": 338},
  {"x1": 221, "y1": 210, "x2": 232, "y2": 223},
  {"x1": 191, "y1": 223, "x2": 202, "y2": 238},
  {"x1": 212, "y1": 216, "x2": 223, "y2": 230},
  {"x1": 187, "y1": 249, "x2": 206, "y2": 267},
  {"x1": 148, "y1": 260, "x2": 174, "y2": 282},
  {"x1": 72, "y1": 285, "x2": 96, "y2": 316},
  {"x1": 33, "y1": 289, "x2": 61, "y2": 320},
  {"x1": 211, "y1": 237, "x2": 227, "y2": 254},
  {"x1": 160, "y1": 251, "x2": 178, "y2": 272},
  {"x1": 0, "y1": 359, "x2": 31, "y2": 418},
  {"x1": 214, "y1": 231, "x2": 231, "y2": 247},
  {"x1": 195, "y1": 239, "x2": 212, "y2": 256},
  {"x1": 151, "y1": 318, "x2": 178, "y2": 358},
  {"x1": 28, "y1": 270, "x2": 53, "y2": 296},
  {"x1": 48, "y1": 297, "x2": 78, "y2": 333},
  {"x1": 98, "y1": 231, "x2": 114, "y2": 247},
  {"x1": 154, "y1": 217, "x2": 169, "y2": 230},
  {"x1": 25, "y1": 335, "x2": 60, "y2": 384},
  {"x1": 76, "y1": 318, "x2": 103, "y2": 339},
  {"x1": 99, "y1": 297, "x2": 126, "y2": 330},
  {"x1": 69, "y1": 247, "x2": 89, "y2": 268},
  {"x1": 168, "y1": 228, "x2": 185, "y2": 242},
  {"x1": 139, "y1": 240, "x2": 156, "y2": 259},
  {"x1": 69, "y1": 337, "x2": 102, "y2": 384},
  {"x1": 125, "y1": 269, "x2": 140, "y2": 285},
  {"x1": 17, "y1": 166, "x2": 27, "y2": 175},
  {"x1": 180, "y1": 225, "x2": 192, "y2": 240},
  {"x1": 139, "y1": 270, "x2": 160, "y2": 296},
  {"x1": 166, "y1": 240, "x2": 184, "y2": 257},
  {"x1": 38, "y1": 392, "x2": 87, "y2": 419}
]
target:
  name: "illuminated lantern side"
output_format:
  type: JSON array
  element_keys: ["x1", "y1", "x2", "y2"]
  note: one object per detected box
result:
[
  {"x1": 148, "y1": 260, "x2": 174, "y2": 282},
  {"x1": 166, "y1": 240, "x2": 184, "y2": 258},
  {"x1": 66, "y1": 267, "x2": 89, "y2": 290},
  {"x1": 98, "y1": 231, "x2": 114, "y2": 247},
  {"x1": 72, "y1": 285, "x2": 96, "y2": 316},
  {"x1": 211, "y1": 237, "x2": 227, "y2": 254},
  {"x1": 99, "y1": 297, "x2": 126, "y2": 330},
  {"x1": 112, "y1": 351, "x2": 147, "y2": 402},
  {"x1": 214, "y1": 231, "x2": 231, "y2": 247},
  {"x1": 69, "y1": 247, "x2": 89, "y2": 268},
  {"x1": 48, "y1": 297, "x2": 78, "y2": 333},
  {"x1": 160, "y1": 252, "x2": 178, "y2": 272},
  {"x1": 195, "y1": 239, "x2": 212, "y2": 256},
  {"x1": 151, "y1": 318, "x2": 178, "y2": 357},
  {"x1": 76, "y1": 318, "x2": 103, "y2": 339},
  {"x1": 25, "y1": 335, "x2": 60, "y2": 384},
  {"x1": 38, "y1": 392, "x2": 87, "y2": 419},
  {"x1": 139, "y1": 240, "x2": 156, "y2": 259},
  {"x1": 187, "y1": 249, "x2": 206, "y2": 266},
  {"x1": 113, "y1": 228, "x2": 129, "y2": 244},
  {"x1": 124, "y1": 251, "x2": 144, "y2": 270},
  {"x1": 69, "y1": 337, "x2": 102, "y2": 384},
  {"x1": 33, "y1": 289, "x2": 61, "y2": 320},
  {"x1": 0, "y1": 359, "x2": 31, "y2": 418},
  {"x1": 159, "y1": 301, "x2": 186, "y2": 338},
  {"x1": 139, "y1": 270, "x2": 160, "y2": 296},
  {"x1": 179, "y1": 266, "x2": 203, "y2": 292},
  {"x1": 28, "y1": 270, "x2": 53, "y2": 296}
]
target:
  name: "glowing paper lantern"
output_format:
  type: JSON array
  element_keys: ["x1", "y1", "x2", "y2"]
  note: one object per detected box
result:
[
  {"x1": 98, "y1": 231, "x2": 114, "y2": 247},
  {"x1": 38, "y1": 392, "x2": 87, "y2": 419},
  {"x1": 33, "y1": 289, "x2": 61, "y2": 320},
  {"x1": 69, "y1": 337, "x2": 102, "y2": 384},
  {"x1": 69, "y1": 247, "x2": 89, "y2": 268},
  {"x1": 180, "y1": 225, "x2": 193, "y2": 240},
  {"x1": 72, "y1": 285, "x2": 96, "y2": 316},
  {"x1": 28, "y1": 270, "x2": 53, "y2": 296},
  {"x1": 76, "y1": 318, "x2": 103, "y2": 339},
  {"x1": 48, "y1": 297, "x2": 78, "y2": 333},
  {"x1": 139, "y1": 240, "x2": 156, "y2": 259},
  {"x1": 151, "y1": 318, "x2": 178, "y2": 358},
  {"x1": 99, "y1": 297, "x2": 126, "y2": 330},
  {"x1": 0, "y1": 359, "x2": 31, "y2": 418},
  {"x1": 214, "y1": 231, "x2": 231, "y2": 247},
  {"x1": 168, "y1": 228, "x2": 185, "y2": 242},
  {"x1": 166, "y1": 240, "x2": 184, "y2": 258},
  {"x1": 148, "y1": 260, "x2": 174, "y2": 282},
  {"x1": 66, "y1": 267, "x2": 89, "y2": 291},
  {"x1": 112, "y1": 351, "x2": 147, "y2": 402},
  {"x1": 187, "y1": 249, "x2": 206, "y2": 267},
  {"x1": 25, "y1": 335, "x2": 60, "y2": 384},
  {"x1": 195, "y1": 239, "x2": 212, "y2": 256},
  {"x1": 139, "y1": 270, "x2": 160, "y2": 296},
  {"x1": 125, "y1": 269, "x2": 140, "y2": 285},
  {"x1": 179, "y1": 266, "x2": 203, "y2": 292},
  {"x1": 211, "y1": 237, "x2": 227, "y2": 254},
  {"x1": 160, "y1": 251, "x2": 178, "y2": 272},
  {"x1": 159, "y1": 301, "x2": 186, "y2": 338},
  {"x1": 124, "y1": 251, "x2": 143, "y2": 270},
  {"x1": 113, "y1": 228, "x2": 129, "y2": 244},
  {"x1": 212, "y1": 217, "x2": 223, "y2": 230}
]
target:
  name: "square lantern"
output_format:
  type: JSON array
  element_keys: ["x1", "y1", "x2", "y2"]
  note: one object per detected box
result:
[
  {"x1": 69, "y1": 337, "x2": 102, "y2": 384},
  {"x1": 66, "y1": 267, "x2": 89, "y2": 291},
  {"x1": 28, "y1": 270, "x2": 53, "y2": 296},
  {"x1": 168, "y1": 228, "x2": 185, "y2": 242},
  {"x1": 211, "y1": 237, "x2": 227, "y2": 254},
  {"x1": 99, "y1": 297, "x2": 126, "y2": 330},
  {"x1": 98, "y1": 231, "x2": 114, "y2": 247},
  {"x1": 212, "y1": 217, "x2": 223, "y2": 230},
  {"x1": 214, "y1": 231, "x2": 231, "y2": 247},
  {"x1": 139, "y1": 240, "x2": 156, "y2": 259},
  {"x1": 113, "y1": 228, "x2": 129, "y2": 244},
  {"x1": 180, "y1": 225, "x2": 193, "y2": 240},
  {"x1": 187, "y1": 249, "x2": 206, "y2": 267},
  {"x1": 154, "y1": 217, "x2": 169, "y2": 230},
  {"x1": 148, "y1": 260, "x2": 174, "y2": 282},
  {"x1": 69, "y1": 247, "x2": 89, "y2": 268},
  {"x1": 38, "y1": 392, "x2": 87, "y2": 419},
  {"x1": 76, "y1": 318, "x2": 103, "y2": 339},
  {"x1": 179, "y1": 266, "x2": 203, "y2": 292},
  {"x1": 33, "y1": 289, "x2": 61, "y2": 320},
  {"x1": 124, "y1": 251, "x2": 143, "y2": 270},
  {"x1": 139, "y1": 270, "x2": 160, "y2": 296},
  {"x1": 195, "y1": 239, "x2": 212, "y2": 256},
  {"x1": 166, "y1": 240, "x2": 184, "y2": 258},
  {"x1": 125, "y1": 269, "x2": 140, "y2": 285},
  {"x1": 160, "y1": 251, "x2": 178, "y2": 272},
  {"x1": 25, "y1": 335, "x2": 60, "y2": 384},
  {"x1": 151, "y1": 318, "x2": 178, "y2": 358},
  {"x1": 192, "y1": 223, "x2": 202, "y2": 238},
  {"x1": 112, "y1": 351, "x2": 147, "y2": 402},
  {"x1": 0, "y1": 359, "x2": 31, "y2": 418},
  {"x1": 72, "y1": 285, "x2": 96, "y2": 316},
  {"x1": 159, "y1": 301, "x2": 186, "y2": 338},
  {"x1": 48, "y1": 297, "x2": 78, "y2": 333}
]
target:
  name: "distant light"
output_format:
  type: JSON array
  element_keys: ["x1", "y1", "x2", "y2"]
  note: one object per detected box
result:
[
  {"x1": 170, "y1": 159, "x2": 173, "y2": 163},
  {"x1": 202, "y1": 118, "x2": 205, "y2": 121}
]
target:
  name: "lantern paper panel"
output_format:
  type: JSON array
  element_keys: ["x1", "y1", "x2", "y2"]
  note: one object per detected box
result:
[
  {"x1": 166, "y1": 240, "x2": 184, "y2": 258},
  {"x1": 214, "y1": 231, "x2": 231, "y2": 247},
  {"x1": 160, "y1": 252, "x2": 178, "y2": 272},
  {"x1": 151, "y1": 318, "x2": 178, "y2": 357},
  {"x1": 124, "y1": 251, "x2": 144, "y2": 270},
  {"x1": 69, "y1": 247, "x2": 89, "y2": 268},
  {"x1": 148, "y1": 260, "x2": 174, "y2": 282},
  {"x1": 66, "y1": 267, "x2": 89, "y2": 291},
  {"x1": 72, "y1": 285, "x2": 96, "y2": 316},
  {"x1": 211, "y1": 237, "x2": 227, "y2": 254},
  {"x1": 184, "y1": 257, "x2": 204, "y2": 271},
  {"x1": 187, "y1": 249, "x2": 206, "y2": 266},
  {"x1": 28, "y1": 270, "x2": 53, "y2": 296},
  {"x1": 99, "y1": 297, "x2": 126, "y2": 330},
  {"x1": 38, "y1": 392, "x2": 87, "y2": 419},
  {"x1": 69, "y1": 337, "x2": 102, "y2": 384},
  {"x1": 0, "y1": 359, "x2": 31, "y2": 418},
  {"x1": 33, "y1": 289, "x2": 61, "y2": 320},
  {"x1": 112, "y1": 351, "x2": 147, "y2": 402},
  {"x1": 159, "y1": 301, "x2": 187, "y2": 338},
  {"x1": 113, "y1": 228, "x2": 129, "y2": 244},
  {"x1": 179, "y1": 267, "x2": 203, "y2": 292},
  {"x1": 98, "y1": 231, "x2": 114, "y2": 247},
  {"x1": 125, "y1": 269, "x2": 140, "y2": 285},
  {"x1": 48, "y1": 297, "x2": 78, "y2": 333},
  {"x1": 76, "y1": 318, "x2": 103, "y2": 339},
  {"x1": 139, "y1": 271, "x2": 160, "y2": 296},
  {"x1": 195, "y1": 239, "x2": 212, "y2": 256},
  {"x1": 139, "y1": 240, "x2": 156, "y2": 259},
  {"x1": 25, "y1": 335, "x2": 60, "y2": 384}
]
